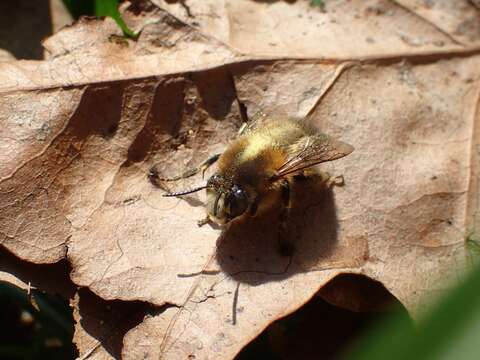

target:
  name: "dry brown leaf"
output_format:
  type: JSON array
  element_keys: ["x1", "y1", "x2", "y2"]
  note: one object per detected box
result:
[
  {"x1": 1, "y1": 1, "x2": 480, "y2": 359},
  {"x1": 153, "y1": 0, "x2": 480, "y2": 56},
  {"x1": 72, "y1": 288, "x2": 156, "y2": 360}
]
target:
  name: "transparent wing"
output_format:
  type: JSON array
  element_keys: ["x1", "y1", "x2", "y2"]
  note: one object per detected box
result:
[
  {"x1": 238, "y1": 110, "x2": 271, "y2": 136},
  {"x1": 273, "y1": 134, "x2": 354, "y2": 179}
]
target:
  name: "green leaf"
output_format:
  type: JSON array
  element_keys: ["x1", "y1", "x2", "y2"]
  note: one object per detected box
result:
[
  {"x1": 467, "y1": 236, "x2": 480, "y2": 261},
  {"x1": 310, "y1": 0, "x2": 325, "y2": 7},
  {"x1": 62, "y1": 0, "x2": 137, "y2": 38},
  {"x1": 94, "y1": 0, "x2": 137, "y2": 38},
  {"x1": 344, "y1": 265, "x2": 480, "y2": 360},
  {"x1": 62, "y1": 0, "x2": 95, "y2": 18}
]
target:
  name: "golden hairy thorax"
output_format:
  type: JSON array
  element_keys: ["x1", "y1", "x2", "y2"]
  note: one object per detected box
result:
[{"x1": 217, "y1": 118, "x2": 315, "y2": 188}]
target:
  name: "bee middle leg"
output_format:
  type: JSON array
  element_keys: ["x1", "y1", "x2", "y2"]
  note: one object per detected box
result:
[
  {"x1": 275, "y1": 171, "x2": 343, "y2": 255},
  {"x1": 149, "y1": 153, "x2": 221, "y2": 187},
  {"x1": 278, "y1": 179, "x2": 295, "y2": 257}
]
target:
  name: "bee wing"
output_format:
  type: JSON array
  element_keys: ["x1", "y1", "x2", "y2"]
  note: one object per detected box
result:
[
  {"x1": 273, "y1": 134, "x2": 354, "y2": 179},
  {"x1": 238, "y1": 110, "x2": 270, "y2": 136}
]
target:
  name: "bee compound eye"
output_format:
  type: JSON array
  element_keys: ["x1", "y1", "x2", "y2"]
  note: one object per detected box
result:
[
  {"x1": 227, "y1": 185, "x2": 248, "y2": 218},
  {"x1": 230, "y1": 185, "x2": 243, "y2": 197},
  {"x1": 234, "y1": 188, "x2": 243, "y2": 197}
]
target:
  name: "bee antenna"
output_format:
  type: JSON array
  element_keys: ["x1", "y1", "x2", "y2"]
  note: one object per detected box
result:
[{"x1": 162, "y1": 185, "x2": 207, "y2": 197}]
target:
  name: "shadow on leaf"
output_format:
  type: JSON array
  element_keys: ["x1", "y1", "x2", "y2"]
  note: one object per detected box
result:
[{"x1": 215, "y1": 176, "x2": 339, "y2": 285}]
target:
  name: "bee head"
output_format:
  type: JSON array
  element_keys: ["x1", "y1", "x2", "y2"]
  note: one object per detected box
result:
[{"x1": 206, "y1": 174, "x2": 249, "y2": 224}]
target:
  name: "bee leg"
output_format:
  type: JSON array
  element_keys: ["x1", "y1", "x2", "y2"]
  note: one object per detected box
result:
[
  {"x1": 326, "y1": 174, "x2": 344, "y2": 187},
  {"x1": 197, "y1": 216, "x2": 211, "y2": 227},
  {"x1": 199, "y1": 153, "x2": 221, "y2": 179},
  {"x1": 248, "y1": 197, "x2": 259, "y2": 217},
  {"x1": 278, "y1": 179, "x2": 295, "y2": 257},
  {"x1": 149, "y1": 153, "x2": 221, "y2": 186}
]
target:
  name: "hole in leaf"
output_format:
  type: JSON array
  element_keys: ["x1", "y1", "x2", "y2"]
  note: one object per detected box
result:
[
  {"x1": 235, "y1": 273, "x2": 411, "y2": 360},
  {"x1": 0, "y1": 281, "x2": 78, "y2": 359}
]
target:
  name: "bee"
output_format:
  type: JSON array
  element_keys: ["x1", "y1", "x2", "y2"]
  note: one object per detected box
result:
[{"x1": 149, "y1": 115, "x2": 353, "y2": 251}]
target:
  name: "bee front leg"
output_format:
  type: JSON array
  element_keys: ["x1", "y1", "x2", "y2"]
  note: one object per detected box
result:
[
  {"x1": 278, "y1": 179, "x2": 295, "y2": 257},
  {"x1": 197, "y1": 216, "x2": 211, "y2": 227},
  {"x1": 248, "y1": 196, "x2": 260, "y2": 217},
  {"x1": 149, "y1": 153, "x2": 221, "y2": 187}
]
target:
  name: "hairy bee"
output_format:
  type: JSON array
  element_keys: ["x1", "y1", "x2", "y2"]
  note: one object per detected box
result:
[{"x1": 149, "y1": 116, "x2": 353, "y2": 238}]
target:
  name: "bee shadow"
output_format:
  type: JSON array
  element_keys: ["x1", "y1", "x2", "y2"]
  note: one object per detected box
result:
[{"x1": 215, "y1": 177, "x2": 339, "y2": 286}]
